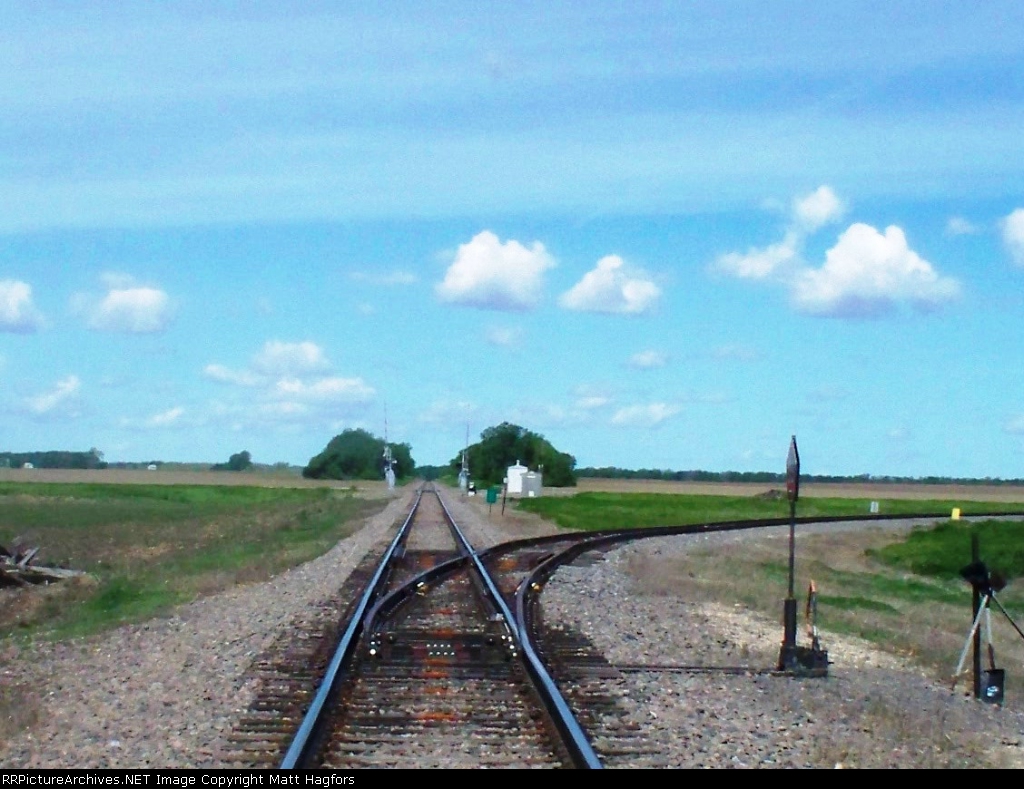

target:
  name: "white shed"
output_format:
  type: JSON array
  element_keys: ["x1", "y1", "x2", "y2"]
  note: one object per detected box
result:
[{"x1": 505, "y1": 460, "x2": 528, "y2": 495}]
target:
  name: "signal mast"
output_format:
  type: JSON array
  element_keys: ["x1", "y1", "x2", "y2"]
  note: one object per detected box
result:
[
  {"x1": 457, "y1": 424, "x2": 469, "y2": 492},
  {"x1": 383, "y1": 405, "x2": 396, "y2": 491}
]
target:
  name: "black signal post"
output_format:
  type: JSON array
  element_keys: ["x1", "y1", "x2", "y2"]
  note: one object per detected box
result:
[
  {"x1": 776, "y1": 436, "x2": 828, "y2": 675},
  {"x1": 778, "y1": 435, "x2": 800, "y2": 669}
]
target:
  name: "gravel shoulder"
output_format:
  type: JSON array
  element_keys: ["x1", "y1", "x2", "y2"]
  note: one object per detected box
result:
[{"x1": 2, "y1": 489, "x2": 1023, "y2": 769}]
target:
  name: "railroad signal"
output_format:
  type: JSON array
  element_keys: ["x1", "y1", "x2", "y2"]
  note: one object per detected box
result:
[
  {"x1": 786, "y1": 435, "x2": 800, "y2": 503},
  {"x1": 777, "y1": 435, "x2": 827, "y2": 675}
]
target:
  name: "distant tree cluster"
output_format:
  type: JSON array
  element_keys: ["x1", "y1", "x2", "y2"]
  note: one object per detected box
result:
[
  {"x1": 0, "y1": 448, "x2": 106, "y2": 469},
  {"x1": 211, "y1": 450, "x2": 254, "y2": 472},
  {"x1": 452, "y1": 422, "x2": 576, "y2": 487},
  {"x1": 575, "y1": 467, "x2": 1024, "y2": 486},
  {"x1": 303, "y1": 429, "x2": 415, "y2": 481}
]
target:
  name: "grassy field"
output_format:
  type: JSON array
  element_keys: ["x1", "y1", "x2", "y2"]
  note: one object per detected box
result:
[
  {"x1": 0, "y1": 480, "x2": 384, "y2": 639},
  {"x1": 517, "y1": 489, "x2": 1024, "y2": 531}
]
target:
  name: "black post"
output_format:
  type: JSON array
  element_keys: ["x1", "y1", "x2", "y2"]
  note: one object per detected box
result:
[
  {"x1": 972, "y1": 533, "x2": 981, "y2": 699},
  {"x1": 783, "y1": 497, "x2": 798, "y2": 650},
  {"x1": 779, "y1": 436, "x2": 800, "y2": 670}
]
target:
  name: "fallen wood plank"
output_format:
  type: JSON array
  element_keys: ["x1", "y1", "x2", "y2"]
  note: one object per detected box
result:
[
  {"x1": 16, "y1": 547, "x2": 39, "y2": 567},
  {"x1": 0, "y1": 563, "x2": 85, "y2": 585}
]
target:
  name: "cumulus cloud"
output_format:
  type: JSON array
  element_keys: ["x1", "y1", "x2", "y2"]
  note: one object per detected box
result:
[
  {"x1": 485, "y1": 326, "x2": 523, "y2": 348},
  {"x1": 252, "y1": 340, "x2": 330, "y2": 376},
  {"x1": 560, "y1": 255, "x2": 660, "y2": 314},
  {"x1": 25, "y1": 375, "x2": 81, "y2": 416},
  {"x1": 147, "y1": 406, "x2": 184, "y2": 427},
  {"x1": 417, "y1": 400, "x2": 480, "y2": 425},
  {"x1": 628, "y1": 350, "x2": 668, "y2": 369},
  {"x1": 946, "y1": 216, "x2": 979, "y2": 236},
  {"x1": 81, "y1": 277, "x2": 174, "y2": 334},
  {"x1": 715, "y1": 187, "x2": 960, "y2": 319},
  {"x1": 202, "y1": 364, "x2": 263, "y2": 387},
  {"x1": 350, "y1": 271, "x2": 418, "y2": 285},
  {"x1": 271, "y1": 376, "x2": 374, "y2": 403},
  {"x1": 1003, "y1": 209, "x2": 1024, "y2": 267},
  {"x1": 0, "y1": 280, "x2": 46, "y2": 333},
  {"x1": 712, "y1": 344, "x2": 758, "y2": 361},
  {"x1": 792, "y1": 223, "x2": 961, "y2": 317},
  {"x1": 436, "y1": 231, "x2": 555, "y2": 311},
  {"x1": 120, "y1": 406, "x2": 187, "y2": 429},
  {"x1": 610, "y1": 402, "x2": 680, "y2": 427},
  {"x1": 793, "y1": 186, "x2": 844, "y2": 232},
  {"x1": 714, "y1": 232, "x2": 799, "y2": 280},
  {"x1": 204, "y1": 340, "x2": 375, "y2": 429}
]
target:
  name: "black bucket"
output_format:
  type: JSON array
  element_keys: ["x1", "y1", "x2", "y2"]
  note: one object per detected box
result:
[{"x1": 981, "y1": 669, "x2": 1005, "y2": 704}]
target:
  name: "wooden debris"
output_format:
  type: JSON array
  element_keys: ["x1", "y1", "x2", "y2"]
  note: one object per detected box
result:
[{"x1": 0, "y1": 543, "x2": 84, "y2": 587}]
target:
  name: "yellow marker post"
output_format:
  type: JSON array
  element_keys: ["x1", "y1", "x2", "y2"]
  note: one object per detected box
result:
[{"x1": 952, "y1": 507, "x2": 961, "y2": 521}]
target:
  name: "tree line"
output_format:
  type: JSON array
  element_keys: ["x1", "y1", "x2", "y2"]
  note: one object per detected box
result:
[
  {"x1": 575, "y1": 467, "x2": 1024, "y2": 486},
  {"x1": 0, "y1": 449, "x2": 106, "y2": 469}
]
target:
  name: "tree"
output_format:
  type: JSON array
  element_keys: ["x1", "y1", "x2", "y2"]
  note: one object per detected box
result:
[
  {"x1": 451, "y1": 422, "x2": 576, "y2": 487},
  {"x1": 303, "y1": 429, "x2": 415, "y2": 481},
  {"x1": 211, "y1": 450, "x2": 252, "y2": 472}
]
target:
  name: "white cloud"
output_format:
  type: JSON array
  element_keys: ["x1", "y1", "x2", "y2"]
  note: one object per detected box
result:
[
  {"x1": 610, "y1": 402, "x2": 680, "y2": 427},
  {"x1": 560, "y1": 255, "x2": 660, "y2": 314},
  {"x1": 120, "y1": 406, "x2": 187, "y2": 429},
  {"x1": 146, "y1": 406, "x2": 185, "y2": 427},
  {"x1": 712, "y1": 344, "x2": 758, "y2": 361},
  {"x1": 714, "y1": 232, "x2": 799, "y2": 280},
  {"x1": 436, "y1": 230, "x2": 555, "y2": 311},
  {"x1": 628, "y1": 349, "x2": 668, "y2": 369},
  {"x1": 25, "y1": 375, "x2": 81, "y2": 416},
  {"x1": 576, "y1": 395, "x2": 611, "y2": 410},
  {"x1": 86, "y1": 284, "x2": 174, "y2": 333},
  {"x1": 271, "y1": 376, "x2": 374, "y2": 403},
  {"x1": 350, "y1": 271, "x2": 418, "y2": 285},
  {"x1": 945, "y1": 216, "x2": 978, "y2": 236},
  {"x1": 1005, "y1": 414, "x2": 1024, "y2": 435},
  {"x1": 252, "y1": 340, "x2": 330, "y2": 376},
  {"x1": 203, "y1": 364, "x2": 263, "y2": 387},
  {"x1": 1002, "y1": 208, "x2": 1024, "y2": 267},
  {"x1": 792, "y1": 223, "x2": 961, "y2": 317},
  {"x1": 0, "y1": 280, "x2": 46, "y2": 333},
  {"x1": 793, "y1": 186, "x2": 843, "y2": 232},
  {"x1": 486, "y1": 326, "x2": 523, "y2": 348},
  {"x1": 417, "y1": 400, "x2": 480, "y2": 425}
]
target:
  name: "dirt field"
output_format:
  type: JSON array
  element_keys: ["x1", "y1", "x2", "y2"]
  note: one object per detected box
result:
[{"x1": 0, "y1": 468, "x2": 391, "y2": 496}]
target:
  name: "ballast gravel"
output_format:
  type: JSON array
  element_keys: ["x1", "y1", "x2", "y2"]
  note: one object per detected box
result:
[{"x1": 1, "y1": 489, "x2": 1023, "y2": 769}]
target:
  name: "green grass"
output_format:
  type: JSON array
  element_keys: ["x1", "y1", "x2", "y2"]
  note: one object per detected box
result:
[
  {"x1": 817, "y1": 595, "x2": 901, "y2": 614},
  {"x1": 0, "y1": 482, "x2": 383, "y2": 639},
  {"x1": 516, "y1": 491, "x2": 1023, "y2": 532},
  {"x1": 870, "y1": 519, "x2": 1024, "y2": 581}
]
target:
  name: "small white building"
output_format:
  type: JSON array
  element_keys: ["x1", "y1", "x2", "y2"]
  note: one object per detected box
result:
[
  {"x1": 22, "y1": 462, "x2": 34, "y2": 469},
  {"x1": 505, "y1": 460, "x2": 528, "y2": 495},
  {"x1": 147, "y1": 464, "x2": 158, "y2": 471}
]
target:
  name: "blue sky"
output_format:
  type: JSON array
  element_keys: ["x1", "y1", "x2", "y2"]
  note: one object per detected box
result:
[{"x1": 3, "y1": 2, "x2": 1024, "y2": 478}]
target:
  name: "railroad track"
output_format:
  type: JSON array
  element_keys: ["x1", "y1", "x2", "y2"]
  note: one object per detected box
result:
[
  {"x1": 224, "y1": 488, "x2": 1024, "y2": 769},
  {"x1": 225, "y1": 484, "x2": 605, "y2": 768}
]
